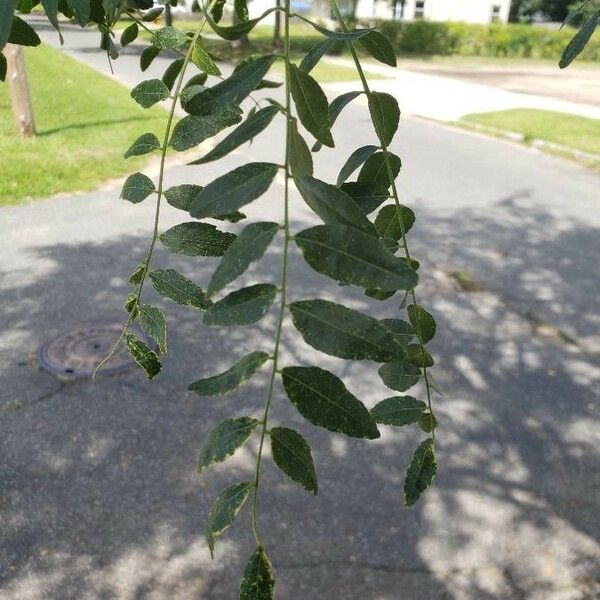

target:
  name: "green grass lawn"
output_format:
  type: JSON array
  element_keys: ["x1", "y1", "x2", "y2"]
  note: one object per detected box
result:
[
  {"x1": 463, "y1": 109, "x2": 600, "y2": 155},
  {"x1": 0, "y1": 44, "x2": 168, "y2": 205}
]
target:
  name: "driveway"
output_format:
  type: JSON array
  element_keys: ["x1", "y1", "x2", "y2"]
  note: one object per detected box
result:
[{"x1": 1, "y1": 18, "x2": 599, "y2": 600}]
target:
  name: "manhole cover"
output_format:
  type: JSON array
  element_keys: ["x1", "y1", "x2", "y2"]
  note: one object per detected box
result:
[{"x1": 39, "y1": 323, "x2": 135, "y2": 378}]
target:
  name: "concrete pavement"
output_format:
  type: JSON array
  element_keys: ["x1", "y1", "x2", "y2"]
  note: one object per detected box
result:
[{"x1": 1, "y1": 19, "x2": 599, "y2": 600}]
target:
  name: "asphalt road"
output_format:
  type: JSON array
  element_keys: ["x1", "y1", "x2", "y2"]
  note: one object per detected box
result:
[{"x1": 1, "y1": 18, "x2": 599, "y2": 600}]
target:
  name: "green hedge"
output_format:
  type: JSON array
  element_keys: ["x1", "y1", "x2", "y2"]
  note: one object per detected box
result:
[{"x1": 374, "y1": 20, "x2": 600, "y2": 61}]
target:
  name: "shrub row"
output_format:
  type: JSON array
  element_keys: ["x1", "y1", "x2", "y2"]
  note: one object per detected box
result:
[{"x1": 373, "y1": 20, "x2": 600, "y2": 61}]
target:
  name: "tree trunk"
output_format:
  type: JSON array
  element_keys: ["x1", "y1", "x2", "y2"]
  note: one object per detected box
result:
[
  {"x1": 165, "y1": 3, "x2": 173, "y2": 26},
  {"x1": 5, "y1": 44, "x2": 36, "y2": 138}
]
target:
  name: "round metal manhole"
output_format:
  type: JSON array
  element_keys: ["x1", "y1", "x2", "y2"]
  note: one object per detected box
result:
[{"x1": 39, "y1": 323, "x2": 135, "y2": 378}]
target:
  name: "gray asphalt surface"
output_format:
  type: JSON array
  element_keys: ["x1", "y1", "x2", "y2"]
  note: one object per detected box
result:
[{"x1": 1, "y1": 18, "x2": 599, "y2": 600}]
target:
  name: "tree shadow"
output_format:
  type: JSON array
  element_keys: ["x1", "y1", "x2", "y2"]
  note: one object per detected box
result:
[
  {"x1": 0, "y1": 193, "x2": 599, "y2": 599},
  {"x1": 37, "y1": 115, "x2": 160, "y2": 137}
]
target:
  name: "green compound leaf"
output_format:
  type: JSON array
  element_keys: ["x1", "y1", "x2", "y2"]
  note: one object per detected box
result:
[
  {"x1": 404, "y1": 438, "x2": 436, "y2": 506},
  {"x1": 378, "y1": 360, "x2": 421, "y2": 392},
  {"x1": 190, "y1": 162, "x2": 279, "y2": 219},
  {"x1": 288, "y1": 118, "x2": 313, "y2": 177},
  {"x1": 374, "y1": 204, "x2": 415, "y2": 241},
  {"x1": 124, "y1": 132, "x2": 161, "y2": 158},
  {"x1": 139, "y1": 304, "x2": 167, "y2": 354},
  {"x1": 191, "y1": 106, "x2": 279, "y2": 165},
  {"x1": 294, "y1": 176, "x2": 375, "y2": 235},
  {"x1": 371, "y1": 396, "x2": 426, "y2": 426},
  {"x1": 289, "y1": 64, "x2": 334, "y2": 148},
  {"x1": 192, "y1": 38, "x2": 221, "y2": 75},
  {"x1": 208, "y1": 221, "x2": 279, "y2": 296},
  {"x1": 184, "y1": 55, "x2": 276, "y2": 116},
  {"x1": 270, "y1": 427, "x2": 318, "y2": 494},
  {"x1": 295, "y1": 224, "x2": 418, "y2": 290},
  {"x1": 151, "y1": 26, "x2": 189, "y2": 49},
  {"x1": 140, "y1": 45, "x2": 160, "y2": 72},
  {"x1": 359, "y1": 30, "x2": 397, "y2": 67},
  {"x1": 162, "y1": 57, "x2": 184, "y2": 91},
  {"x1": 197, "y1": 416, "x2": 261, "y2": 474},
  {"x1": 131, "y1": 79, "x2": 170, "y2": 108},
  {"x1": 160, "y1": 222, "x2": 236, "y2": 257},
  {"x1": 189, "y1": 351, "x2": 270, "y2": 396},
  {"x1": 281, "y1": 366, "x2": 380, "y2": 439},
  {"x1": 149, "y1": 268, "x2": 211, "y2": 309},
  {"x1": 205, "y1": 481, "x2": 253, "y2": 558},
  {"x1": 358, "y1": 151, "x2": 402, "y2": 186},
  {"x1": 204, "y1": 284, "x2": 277, "y2": 326},
  {"x1": 170, "y1": 106, "x2": 243, "y2": 152},
  {"x1": 560, "y1": 12, "x2": 599, "y2": 68},
  {"x1": 120, "y1": 22, "x2": 139, "y2": 47},
  {"x1": 239, "y1": 546, "x2": 275, "y2": 600},
  {"x1": 289, "y1": 299, "x2": 405, "y2": 362},
  {"x1": 164, "y1": 184, "x2": 202, "y2": 211},
  {"x1": 124, "y1": 332, "x2": 161, "y2": 380},
  {"x1": 120, "y1": 172, "x2": 155, "y2": 204},
  {"x1": 299, "y1": 37, "x2": 336, "y2": 73},
  {"x1": 368, "y1": 92, "x2": 400, "y2": 146},
  {"x1": 407, "y1": 304, "x2": 436, "y2": 344},
  {"x1": 340, "y1": 182, "x2": 389, "y2": 215},
  {"x1": 336, "y1": 145, "x2": 379, "y2": 186}
]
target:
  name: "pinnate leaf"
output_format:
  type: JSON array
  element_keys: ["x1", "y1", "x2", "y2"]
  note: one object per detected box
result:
[
  {"x1": 270, "y1": 427, "x2": 317, "y2": 494},
  {"x1": 281, "y1": 366, "x2": 380, "y2": 439},
  {"x1": 189, "y1": 351, "x2": 270, "y2": 396}
]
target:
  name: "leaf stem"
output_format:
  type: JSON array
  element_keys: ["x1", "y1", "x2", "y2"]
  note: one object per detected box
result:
[
  {"x1": 328, "y1": 0, "x2": 436, "y2": 440},
  {"x1": 250, "y1": 0, "x2": 293, "y2": 547}
]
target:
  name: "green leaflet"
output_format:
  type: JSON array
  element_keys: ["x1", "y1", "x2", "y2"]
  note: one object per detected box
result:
[
  {"x1": 406, "y1": 344, "x2": 434, "y2": 368},
  {"x1": 204, "y1": 284, "x2": 277, "y2": 326},
  {"x1": 190, "y1": 162, "x2": 279, "y2": 219},
  {"x1": 191, "y1": 106, "x2": 279, "y2": 165},
  {"x1": 184, "y1": 55, "x2": 276, "y2": 116},
  {"x1": 239, "y1": 547, "x2": 275, "y2": 600},
  {"x1": 313, "y1": 91, "x2": 362, "y2": 152},
  {"x1": 365, "y1": 288, "x2": 395, "y2": 301},
  {"x1": 160, "y1": 222, "x2": 236, "y2": 257},
  {"x1": 207, "y1": 7, "x2": 278, "y2": 40},
  {"x1": 234, "y1": 0, "x2": 249, "y2": 21},
  {"x1": 120, "y1": 22, "x2": 138, "y2": 47},
  {"x1": 124, "y1": 133, "x2": 161, "y2": 158},
  {"x1": 299, "y1": 37, "x2": 336, "y2": 73},
  {"x1": 141, "y1": 6, "x2": 163, "y2": 21},
  {"x1": 340, "y1": 182, "x2": 389, "y2": 215},
  {"x1": 124, "y1": 332, "x2": 161, "y2": 380},
  {"x1": 140, "y1": 46, "x2": 160, "y2": 72},
  {"x1": 1, "y1": 0, "x2": 16, "y2": 52},
  {"x1": 288, "y1": 118, "x2": 313, "y2": 177},
  {"x1": 270, "y1": 427, "x2": 318, "y2": 494},
  {"x1": 131, "y1": 79, "x2": 170, "y2": 108},
  {"x1": 164, "y1": 184, "x2": 202, "y2": 211},
  {"x1": 208, "y1": 221, "x2": 280, "y2": 296},
  {"x1": 210, "y1": 0, "x2": 226, "y2": 22},
  {"x1": 404, "y1": 438, "x2": 436, "y2": 506},
  {"x1": 281, "y1": 366, "x2": 380, "y2": 439},
  {"x1": 162, "y1": 58, "x2": 184, "y2": 91},
  {"x1": 129, "y1": 263, "x2": 146, "y2": 285},
  {"x1": 8, "y1": 16, "x2": 41, "y2": 46},
  {"x1": 309, "y1": 22, "x2": 372, "y2": 41},
  {"x1": 359, "y1": 30, "x2": 397, "y2": 67},
  {"x1": 120, "y1": 172, "x2": 155, "y2": 204},
  {"x1": 358, "y1": 151, "x2": 402, "y2": 186},
  {"x1": 336, "y1": 145, "x2": 379, "y2": 186},
  {"x1": 151, "y1": 26, "x2": 189, "y2": 49},
  {"x1": 368, "y1": 92, "x2": 400, "y2": 146},
  {"x1": 0, "y1": 53, "x2": 6, "y2": 81},
  {"x1": 139, "y1": 304, "x2": 167, "y2": 354},
  {"x1": 295, "y1": 224, "x2": 418, "y2": 290},
  {"x1": 149, "y1": 268, "x2": 211, "y2": 309},
  {"x1": 374, "y1": 204, "x2": 415, "y2": 241},
  {"x1": 380, "y1": 318, "x2": 415, "y2": 346},
  {"x1": 370, "y1": 396, "x2": 426, "y2": 426},
  {"x1": 289, "y1": 64, "x2": 334, "y2": 148},
  {"x1": 197, "y1": 416, "x2": 261, "y2": 474},
  {"x1": 189, "y1": 351, "x2": 270, "y2": 396},
  {"x1": 378, "y1": 360, "x2": 421, "y2": 392},
  {"x1": 170, "y1": 106, "x2": 243, "y2": 152},
  {"x1": 289, "y1": 299, "x2": 405, "y2": 362},
  {"x1": 294, "y1": 176, "x2": 375, "y2": 235},
  {"x1": 560, "y1": 12, "x2": 599, "y2": 68},
  {"x1": 419, "y1": 411, "x2": 437, "y2": 433},
  {"x1": 192, "y1": 39, "x2": 221, "y2": 76},
  {"x1": 42, "y1": 0, "x2": 63, "y2": 42},
  {"x1": 407, "y1": 304, "x2": 436, "y2": 344},
  {"x1": 205, "y1": 481, "x2": 253, "y2": 558},
  {"x1": 65, "y1": 0, "x2": 89, "y2": 27}
]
